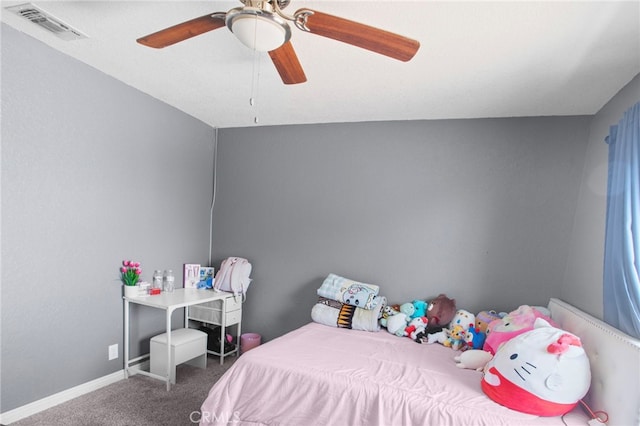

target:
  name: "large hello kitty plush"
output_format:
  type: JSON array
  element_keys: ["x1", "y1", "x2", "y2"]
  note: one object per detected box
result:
[{"x1": 481, "y1": 318, "x2": 591, "y2": 416}]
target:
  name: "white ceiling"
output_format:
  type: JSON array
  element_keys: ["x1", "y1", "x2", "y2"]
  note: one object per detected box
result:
[{"x1": 2, "y1": 1, "x2": 639, "y2": 128}]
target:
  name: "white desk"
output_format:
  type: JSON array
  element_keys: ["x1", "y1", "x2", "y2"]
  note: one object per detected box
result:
[{"x1": 123, "y1": 288, "x2": 232, "y2": 391}]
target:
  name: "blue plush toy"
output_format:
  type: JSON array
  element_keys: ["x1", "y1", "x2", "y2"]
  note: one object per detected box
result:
[
  {"x1": 411, "y1": 300, "x2": 428, "y2": 319},
  {"x1": 197, "y1": 277, "x2": 214, "y2": 289},
  {"x1": 464, "y1": 327, "x2": 486, "y2": 350}
]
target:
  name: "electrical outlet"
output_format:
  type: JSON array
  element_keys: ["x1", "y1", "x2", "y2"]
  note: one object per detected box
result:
[{"x1": 108, "y1": 344, "x2": 118, "y2": 360}]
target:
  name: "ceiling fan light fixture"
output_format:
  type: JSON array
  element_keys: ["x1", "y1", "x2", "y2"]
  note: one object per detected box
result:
[{"x1": 227, "y1": 7, "x2": 291, "y2": 52}]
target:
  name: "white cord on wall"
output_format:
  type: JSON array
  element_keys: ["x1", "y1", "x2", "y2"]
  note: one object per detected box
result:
[{"x1": 208, "y1": 128, "x2": 218, "y2": 267}]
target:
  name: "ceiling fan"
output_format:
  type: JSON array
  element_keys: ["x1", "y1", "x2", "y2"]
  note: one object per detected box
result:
[{"x1": 137, "y1": 0, "x2": 420, "y2": 85}]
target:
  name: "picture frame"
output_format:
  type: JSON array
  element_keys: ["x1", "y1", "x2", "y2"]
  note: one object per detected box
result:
[
  {"x1": 199, "y1": 266, "x2": 215, "y2": 283},
  {"x1": 183, "y1": 264, "x2": 201, "y2": 288}
]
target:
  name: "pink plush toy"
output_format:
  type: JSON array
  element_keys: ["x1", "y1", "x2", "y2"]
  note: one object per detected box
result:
[
  {"x1": 483, "y1": 305, "x2": 556, "y2": 355},
  {"x1": 482, "y1": 318, "x2": 590, "y2": 416}
]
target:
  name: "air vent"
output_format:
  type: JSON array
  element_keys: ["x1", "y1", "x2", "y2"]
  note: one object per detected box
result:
[{"x1": 6, "y1": 3, "x2": 86, "y2": 41}]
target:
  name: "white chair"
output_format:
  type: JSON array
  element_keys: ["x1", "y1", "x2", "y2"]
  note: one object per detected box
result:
[{"x1": 150, "y1": 328, "x2": 207, "y2": 384}]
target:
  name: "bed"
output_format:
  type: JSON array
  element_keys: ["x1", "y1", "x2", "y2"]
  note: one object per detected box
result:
[{"x1": 199, "y1": 298, "x2": 640, "y2": 425}]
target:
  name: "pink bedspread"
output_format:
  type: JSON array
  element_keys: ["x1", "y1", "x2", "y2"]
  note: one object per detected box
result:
[{"x1": 199, "y1": 323, "x2": 587, "y2": 425}]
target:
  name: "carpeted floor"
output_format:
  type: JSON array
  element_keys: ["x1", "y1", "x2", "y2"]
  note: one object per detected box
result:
[{"x1": 11, "y1": 355, "x2": 236, "y2": 426}]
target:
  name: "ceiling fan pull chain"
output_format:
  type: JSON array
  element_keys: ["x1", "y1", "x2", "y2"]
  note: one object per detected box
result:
[{"x1": 250, "y1": 50, "x2": 261, "y2": 124}]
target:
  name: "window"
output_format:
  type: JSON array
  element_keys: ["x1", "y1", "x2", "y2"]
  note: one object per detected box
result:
[{"x1": 603, "y1": 101, "x2": 640, "y2": 339}]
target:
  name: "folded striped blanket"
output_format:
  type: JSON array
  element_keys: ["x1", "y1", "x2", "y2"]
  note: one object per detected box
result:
[
  {"x1": 317, "y1": 273, "x2": 380, "y2": 310},
  {"x1": 311, "y1": 296, "x2": 386, "y2": 332}
]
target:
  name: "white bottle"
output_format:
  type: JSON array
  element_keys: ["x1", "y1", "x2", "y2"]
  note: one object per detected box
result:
[{"x1": 163, "y1": 269, "x2": 175, "y2": 293}]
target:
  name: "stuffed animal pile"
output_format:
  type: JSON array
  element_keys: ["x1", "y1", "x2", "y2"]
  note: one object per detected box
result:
[
  {"x1": 419, "y1": 304, "x2": 557, "y2": 378},
  {"x1": 380, "y1": 297, "x2": 591, "y2": 417},
  {"x1": 379, "y1": 297, "x2": 556, "y2": 362},
  {"x1": 379, "y1": 294, "x2": 456, "y2": 343},
  {"x1": 425, "y1": 304, "x2": 553, "y2": 347}
]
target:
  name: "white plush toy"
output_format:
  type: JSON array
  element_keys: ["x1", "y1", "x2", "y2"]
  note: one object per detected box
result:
[
  {"x1": 385, "y1": 312, "x2": 409, "y2": 336},
  {"x1": 450, "y1": 309, "x2": 476, "y2": 331},
  {"x1": 454, "y1": 349, "x2": 493, "y2": 371},
  {"x1": 425, "y1": 329, "x2": 447, "y2": 344}
]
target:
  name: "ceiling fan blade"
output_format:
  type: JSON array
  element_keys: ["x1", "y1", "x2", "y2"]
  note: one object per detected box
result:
[
  {"x1": 297, "y1": 10, "x2": 420, "y2": 62},
  {"x1": 137, "y1": 13, "x2": 226, "y2": 48},
  {"x1": 269, "y1": 41, "x2": 307, "y2": 85}
]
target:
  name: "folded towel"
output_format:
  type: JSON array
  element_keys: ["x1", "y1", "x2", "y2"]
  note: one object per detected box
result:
[
  {"x1": 311, "y1": 296, "x2": 386, "y2": 332},
  {"x1": 317, "y1": 273, "x2": 380, "y2": 310}
]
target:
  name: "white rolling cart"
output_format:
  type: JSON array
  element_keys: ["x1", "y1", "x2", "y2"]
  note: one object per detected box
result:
[{"x1": 187, "y1": 292, "x2": 242, "y2": 363}]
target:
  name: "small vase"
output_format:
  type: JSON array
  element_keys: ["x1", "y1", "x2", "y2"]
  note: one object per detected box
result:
[{"x1": 124, "y1": 285, "x2": 139, "y2": 298}]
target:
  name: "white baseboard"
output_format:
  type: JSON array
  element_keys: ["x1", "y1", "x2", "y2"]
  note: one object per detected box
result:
[{"x1": 0, "y1": 369, "x2": 128, "y2": 424}]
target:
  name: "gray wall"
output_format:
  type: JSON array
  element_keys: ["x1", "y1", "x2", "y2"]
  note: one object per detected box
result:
[
  {"x1": 1, "y1": 24, "x2": 215, "y2": 411},
  {"x1": 562, "y1": 74, "x2": 640, "y2": 317},
  {"x1": 213, "y1": 116, "x2": 591, "y2": 342}
]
